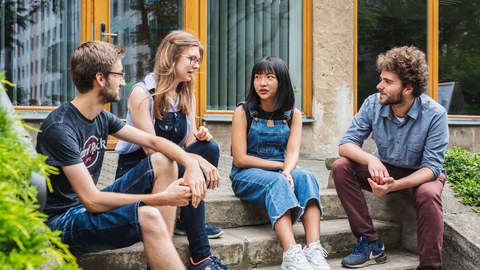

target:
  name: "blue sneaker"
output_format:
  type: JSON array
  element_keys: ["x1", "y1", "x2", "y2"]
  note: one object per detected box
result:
[
  {"x1": 341, "y1": 236, "x2": 387, "y2": 268},
  {"x1": 188, "y1": 255, "x2": 231, "y2": 270},
  {"x1": 174, "y1": 217, "x2": 224, "y2": 239}
]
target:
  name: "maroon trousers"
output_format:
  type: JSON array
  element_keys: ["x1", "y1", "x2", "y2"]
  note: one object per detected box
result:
[{"x1": 332, "y1": 157, "x2": 445, "y2": 270}]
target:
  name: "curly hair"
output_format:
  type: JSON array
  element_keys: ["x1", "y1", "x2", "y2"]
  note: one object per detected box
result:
[
  {"x1": 152, "y1": 30, "x2": 204, "y2": 119},
  {"x1": 376, "y1": 46, "x2": 428, "y2": 97}
]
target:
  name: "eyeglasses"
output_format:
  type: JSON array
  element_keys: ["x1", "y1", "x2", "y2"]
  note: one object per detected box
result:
[
  {"x1": 180, "y1": 54, "x2": 202, "y2": 66},
  {"x1": 108, "y1": 71, "x2": 125, "y2": 80}
]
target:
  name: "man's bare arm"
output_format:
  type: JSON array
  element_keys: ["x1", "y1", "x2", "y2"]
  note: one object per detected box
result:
[{"x1": 63, "y1": 163, "x2": 191, "y2": 213}]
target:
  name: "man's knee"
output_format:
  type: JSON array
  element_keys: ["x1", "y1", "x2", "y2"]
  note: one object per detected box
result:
[
  {"x1": 415, "y1": 185, "x2": 442, "y2": 208},
  {"x1": 331, "y1": 157, "x2": 351, "y2": 182},
  {"x1": 138, "y1": 206, "x2": 169, "y2": 236},
  {"x1": 150, "y1": 152, "x2": 177, "y2": 177}
]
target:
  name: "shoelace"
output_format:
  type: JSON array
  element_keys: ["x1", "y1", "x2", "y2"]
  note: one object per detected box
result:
[
  {"x1": 210, "y1": 256, "x2": 230, "y2": 270},
  {"x1": 310, "y1": 244, "x2": 329, "y2": 258},
  {"x1": 290, "y1": 249, "x2": 310, "y2": 266},
  {"x1": 352, "y1": 239, "x2": 369, "y2": 255}
]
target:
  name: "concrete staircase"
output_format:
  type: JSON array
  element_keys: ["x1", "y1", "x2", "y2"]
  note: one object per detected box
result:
[{"x1": 78, "y1": 153, "x2": 419, "y2": 269}]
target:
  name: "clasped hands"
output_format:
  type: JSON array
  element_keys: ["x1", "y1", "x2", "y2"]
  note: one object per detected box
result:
[{"x1": 367, "y1": 158, "x2": 396, "y2": 196}]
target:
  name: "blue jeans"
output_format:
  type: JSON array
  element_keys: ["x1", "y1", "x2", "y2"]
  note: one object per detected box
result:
[
  {"x1": 179, "y1": 140, "x2": 219, "y2": 262},
  {"x1": 115, "y1": 140, "x2": 219, "y2": 262},
  {"x1": 230, "y1": 166, "x2": 323, "y2": 229},
  {"x1": 46, "y1": 157, "x2": 154, "y2": 254}
]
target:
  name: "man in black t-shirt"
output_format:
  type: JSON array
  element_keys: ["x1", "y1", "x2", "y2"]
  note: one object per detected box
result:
[{"x1": 36, "y1": 41, "x2": 206, "y2": 270}]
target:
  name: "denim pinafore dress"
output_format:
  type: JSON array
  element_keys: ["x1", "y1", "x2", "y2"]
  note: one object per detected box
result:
[{"x1": 230, "y1": 107, "x2": 323, "y2": 228}]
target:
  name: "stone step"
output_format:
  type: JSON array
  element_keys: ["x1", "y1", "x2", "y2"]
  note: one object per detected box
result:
[
  {"x1": 205, "y1": 188, "x2": 346, "y2": 228},
  {"x1": 77, "y1": 218, "x2": 402, "y2": 270},
  {"x1": 255, "y1": 249, "x2": 418, "y2": 270}
]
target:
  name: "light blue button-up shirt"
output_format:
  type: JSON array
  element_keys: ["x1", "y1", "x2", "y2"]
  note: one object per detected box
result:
[{"x1": 340, "y1": 93, "x2": 449, "y2": 178}]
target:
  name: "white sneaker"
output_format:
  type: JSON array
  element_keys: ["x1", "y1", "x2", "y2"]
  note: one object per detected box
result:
[
  {"x1": 281, "y1": 244, "x2": 314, "y2": 270},
  {"x1": 303, "y1": 241, "x2": 331, "y2": 270}
]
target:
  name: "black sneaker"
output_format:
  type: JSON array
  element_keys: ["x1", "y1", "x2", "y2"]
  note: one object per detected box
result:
[{"x1": 174, "y1": 217, "x2": 224, "y2": 239}]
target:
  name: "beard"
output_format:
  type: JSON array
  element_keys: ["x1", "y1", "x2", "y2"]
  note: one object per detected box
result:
[
  {"x1": 99, "y1": 80, "x2": 120, "y2": 103},
  {"x1": 379, "y1": 89, "x2": 403, "y2": 105}
]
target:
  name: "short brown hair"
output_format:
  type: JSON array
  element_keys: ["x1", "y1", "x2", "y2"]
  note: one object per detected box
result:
[
  {"x1": 376, "y1": 46, "x2": 428, "y2": 97},
  {"x1": 71, "y1": 41, "x2": 125, "y2": 93}
]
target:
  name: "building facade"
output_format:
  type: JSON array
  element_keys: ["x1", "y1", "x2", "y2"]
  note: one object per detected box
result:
[{"x1": 1, "y1": 0, "x2": 479, "y2": 157}]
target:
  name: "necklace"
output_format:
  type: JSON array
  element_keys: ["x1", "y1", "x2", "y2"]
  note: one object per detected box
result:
[{"x1": 265, "y1": 111, "x2": 275, "y2": 127}]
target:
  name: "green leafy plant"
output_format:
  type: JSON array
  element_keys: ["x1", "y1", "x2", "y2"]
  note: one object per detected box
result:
[
  {"x1": 0, "y1": 74, "x2": 79, "y2": 269},
  {"x1": 444, "y1": 147, "x2": 480, "y2": 213}
]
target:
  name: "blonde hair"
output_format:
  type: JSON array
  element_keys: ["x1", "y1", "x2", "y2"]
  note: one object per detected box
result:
[{"x1": 152, "y1": 30, "x2": 204, "y2": 119}]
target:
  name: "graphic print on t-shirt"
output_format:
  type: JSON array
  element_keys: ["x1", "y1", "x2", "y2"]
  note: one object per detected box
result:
[{"x1": 81, "y1": 135, "x2": 107, "y2": 168}]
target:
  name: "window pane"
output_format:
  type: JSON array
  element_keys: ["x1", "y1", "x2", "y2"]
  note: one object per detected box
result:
[
  {"x1": 439, "y1": 1, "x2": 480, "y2": 116},
  {"x1": 357, "y1": 0, "x2": 427, "y2": 110},
  {"x1": 207, "y1": 0, "x2": 303, "y2": 111},
  {"x1": 109, "y1": 0, "x2": 182, "y2": 118},
  {"x1": 1, "y1": 1, "x2": 80, "y2": 106}
]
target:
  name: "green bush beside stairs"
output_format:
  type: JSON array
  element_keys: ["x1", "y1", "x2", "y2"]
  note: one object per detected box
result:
[
  {"x1": 444, "y1": 147, "x2": 480, "y2": 213},
  {"x1": 0, "y1": 72, "x2": 79, "y2": 269}
]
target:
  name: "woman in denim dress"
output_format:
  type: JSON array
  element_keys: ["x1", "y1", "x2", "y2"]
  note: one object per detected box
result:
[
  {"x1": 115, "y1": 30, "x2": 230, "y2": 270},
  {"x1": 230, "y1": 56, "x2": 331, "y2": 270}
]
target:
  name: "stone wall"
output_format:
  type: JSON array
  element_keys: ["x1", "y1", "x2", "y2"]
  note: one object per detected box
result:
[
  {"x1": 305, "y1": 0, "x2": 355, "y2": 159},
  {"x1": 448, "y1": 125, "x2": 480, "y2": 153}
]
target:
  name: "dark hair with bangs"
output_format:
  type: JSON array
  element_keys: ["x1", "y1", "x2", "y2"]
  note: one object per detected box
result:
[{"x1": 244, "y1": 56, "x2": 295, "y2": 112}]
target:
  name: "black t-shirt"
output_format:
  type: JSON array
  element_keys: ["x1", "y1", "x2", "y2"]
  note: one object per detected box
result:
[{"x1": 36, "y1": 102, "x2": 125, "y2": 218}]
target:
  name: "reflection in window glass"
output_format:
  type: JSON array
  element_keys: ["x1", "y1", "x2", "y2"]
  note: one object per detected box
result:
[
  {"x1": 439, "y1": 1, "x2": 480, "y2": 116},
  {"x1": 0, "y1": 0, "x2": 80, "y2": 106},
  {"x1": 207, "y1": 0, "x2": 303, "y2": 111},
  {"x1": 357, "y1": 0, "x2": 427, "y2": 110},
  {"x1": 109, "y1": 0, "x2": 183, "y2": 118}
]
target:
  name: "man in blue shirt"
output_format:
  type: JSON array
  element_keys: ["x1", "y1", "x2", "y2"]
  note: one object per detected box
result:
[{"x1": 332, "y1": 46, "x2": 448, "y2": 270}]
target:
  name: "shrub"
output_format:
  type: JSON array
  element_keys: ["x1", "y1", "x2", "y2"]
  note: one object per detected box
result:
[
  {"x1": 444, "y1": 147, "x2": 480, "y2": 213},
  {"x1": 0, "y1": 73, "x2": 79, "y2": 269}
]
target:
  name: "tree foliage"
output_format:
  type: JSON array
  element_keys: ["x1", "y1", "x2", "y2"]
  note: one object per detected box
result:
[{"x1": 439, "y1": 0, "x2": 480, "y2": 115}]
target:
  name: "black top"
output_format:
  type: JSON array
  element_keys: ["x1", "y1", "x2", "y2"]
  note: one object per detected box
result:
[
  {"x1": 239, "y1": 103, "x2": 293, "y2": 134},
  {"x1": 36, "y1": 102, "x2": 125, "y2": 219}
]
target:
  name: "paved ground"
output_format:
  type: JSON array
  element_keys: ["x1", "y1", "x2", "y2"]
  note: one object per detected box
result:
[{"x1": 98, "y1": 151, "x2": 330, "y2": 193}]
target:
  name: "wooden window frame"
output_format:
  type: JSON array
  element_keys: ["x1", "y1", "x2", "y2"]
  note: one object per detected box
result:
[
  {"x1": 354, "y1": 0, "x2": 480, "y2": 119},
  {"x1": 13, "y1": 0, "x2": 313, "y2": 121},
  {"x1": 184, "y1": 0, "x2": 314, "y2": 121},
  {"x1": 12, "y1": 0, "x2": 110, "y2": 113}
]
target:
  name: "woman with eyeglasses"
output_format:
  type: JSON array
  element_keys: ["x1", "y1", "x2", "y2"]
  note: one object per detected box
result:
[{"x1": 115, "y1": 30, "x2": 230, "y2": 270}]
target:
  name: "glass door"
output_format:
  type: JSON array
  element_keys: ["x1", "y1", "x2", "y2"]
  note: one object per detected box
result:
[
  {"x1": 357, "y1": 0, "x2": 428, "y2": 111},
  {"x1": 108, "y1": 0, "x2": 183, "y2": 119},
  {"x1": 0, "y1": 0, "x2": 183, "y2": 120},
  {"x1": 1, "y1": 0, "x2": 81, "y2": 109}
]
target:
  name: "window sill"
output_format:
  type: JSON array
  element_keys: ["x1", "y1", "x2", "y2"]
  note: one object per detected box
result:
[
  {"x1": 448, "y1": 118, "x2": 480, "y2": 126},
  {"x1": 16, "y1": 110, "x2": 52, "y2": 120}
]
